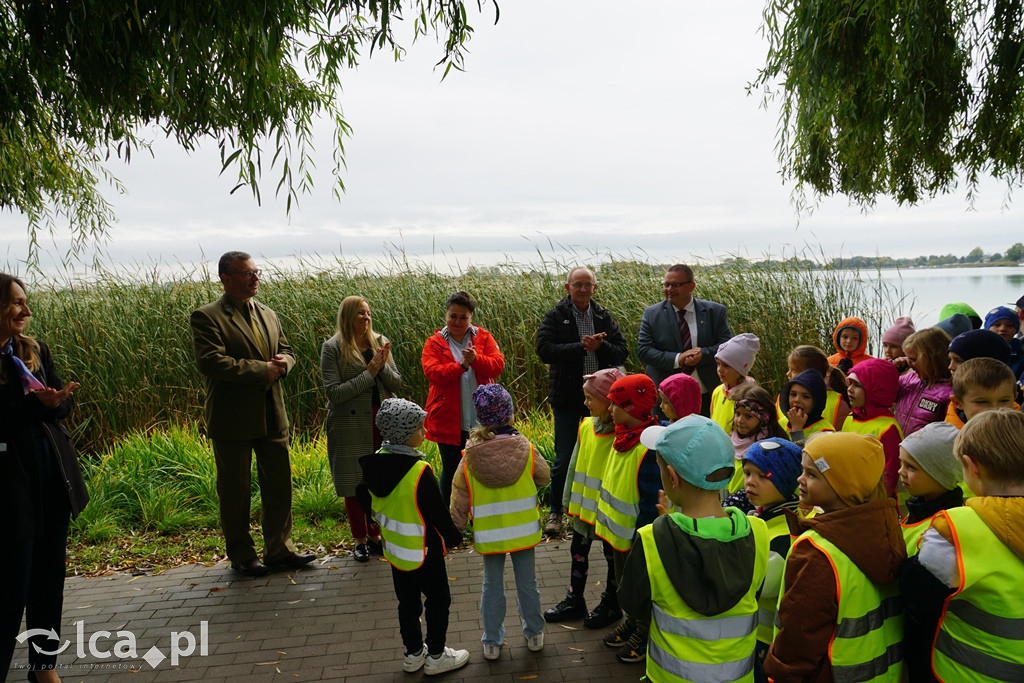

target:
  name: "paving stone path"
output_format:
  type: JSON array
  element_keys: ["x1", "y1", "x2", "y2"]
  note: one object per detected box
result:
[{"x1": 7, "y1": 539, "x2": 642, "y2": 682}]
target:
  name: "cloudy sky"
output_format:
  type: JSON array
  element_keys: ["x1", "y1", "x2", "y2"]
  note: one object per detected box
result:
[{"x1": 2, "y1": 1, "x2": 1021, "y2": 276}]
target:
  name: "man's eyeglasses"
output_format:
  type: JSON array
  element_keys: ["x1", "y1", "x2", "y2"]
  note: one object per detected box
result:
[
  {"x1": 663, "y1": 280, "x2": 693, "y2": 288},
  {"x1": 231, "y1": 269, "x2": 261, "y2": 278}
]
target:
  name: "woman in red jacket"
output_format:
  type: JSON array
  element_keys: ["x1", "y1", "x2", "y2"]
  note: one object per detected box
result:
[{"x1": 421, "y1": 291, "x2": 505, "y2": 504}]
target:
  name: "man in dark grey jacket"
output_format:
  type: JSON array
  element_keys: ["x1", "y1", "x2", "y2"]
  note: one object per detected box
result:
[{"x1": 536, "y1": 267, "x2": 627, "y2": 536}]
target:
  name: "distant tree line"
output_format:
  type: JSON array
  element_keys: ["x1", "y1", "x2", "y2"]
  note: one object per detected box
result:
[{"x1": 718, "y1": 243, "x2": 1024, "y2": 271}]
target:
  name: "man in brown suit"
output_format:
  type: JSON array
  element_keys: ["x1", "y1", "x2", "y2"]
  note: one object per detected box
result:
[{"x1": 190, "y1": 251, "x2": 315, "y2": 576}]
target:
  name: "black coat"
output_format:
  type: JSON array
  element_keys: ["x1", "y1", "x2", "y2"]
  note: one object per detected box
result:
[
  {"x1": 0, "y1": 340, "x2": 89, "y2": 542},
  {"x1": 536, "y1": 297, "x2": 628, "y2": 409}
]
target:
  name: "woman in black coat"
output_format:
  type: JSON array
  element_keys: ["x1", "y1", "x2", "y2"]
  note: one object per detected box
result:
[{"x1": 0, "y1": 273, "x2": 88, "y2": 682}]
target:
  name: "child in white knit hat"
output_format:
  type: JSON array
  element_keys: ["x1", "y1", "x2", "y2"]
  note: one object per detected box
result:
[{"x1": 709, "y1": 333, "x2": 760, "y2": 434}]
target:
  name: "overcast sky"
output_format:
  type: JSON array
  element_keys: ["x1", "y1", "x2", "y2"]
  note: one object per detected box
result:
[{"x1": 2, "y1": 1, "x2": 1021, "y2": 276}]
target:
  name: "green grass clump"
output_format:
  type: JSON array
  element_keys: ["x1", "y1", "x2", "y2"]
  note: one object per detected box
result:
[{"x1": 27, "y1": 250, "x2": 888, "y2": 454}]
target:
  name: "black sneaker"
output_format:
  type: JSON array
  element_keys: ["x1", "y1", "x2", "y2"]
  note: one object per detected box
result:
[
  {"x1": 583, "y1": 594, "x2": 622, "y2": 629},
  {"x1": 614, "y1": 627, "x2": 648, "y2": 663},
  {"x1": 603, "y1": 618, "x2": 634, "y2": 648},
  {"x1": 543, "y1": 593, "x2": 587, "y2": 622}
]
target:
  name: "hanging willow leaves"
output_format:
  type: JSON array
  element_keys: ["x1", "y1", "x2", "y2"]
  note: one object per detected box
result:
[
  {"x1": 0, "y1": 0, "x2": 497, "y2": 262},
  {"x1": 754, "y1": 0, "x2": 1024, "y2": 207}
]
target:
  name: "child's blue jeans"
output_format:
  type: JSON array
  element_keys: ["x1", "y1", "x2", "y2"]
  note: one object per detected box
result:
[{"x1": 480, "y1": 548, "x2": 544, "y2": 646}]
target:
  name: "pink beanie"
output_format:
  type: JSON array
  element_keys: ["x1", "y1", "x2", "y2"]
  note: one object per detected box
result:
[
  {"x1": 882, "y1": 317, "x2": 915, "y2": 346},
  {"x1": 659, "y1": 373, "x2": 701, "y2": 419}
]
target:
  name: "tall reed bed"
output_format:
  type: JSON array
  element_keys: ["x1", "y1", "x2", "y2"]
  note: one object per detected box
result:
[{"x1": 26, "y1": 252, "x2": 880, "y2": 452}]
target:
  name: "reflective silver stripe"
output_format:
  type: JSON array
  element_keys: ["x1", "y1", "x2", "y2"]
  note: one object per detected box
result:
[
  {"x1": 935, "y1": 629, "x2": 1024, "y2": 681},
  {"x1": 572, "y1": 471, "x2": 601, "y2": 489},
  {"x1": 757, "y1": 606, "x2": 774, "y2": 627},
  {"x1": 383, "y1": 541, "x2": 424, "y2": 563},
  {"x1": 948, "y1": 600, "x2": 1024, "y2": 640},
  {"x1": 474, "y1": 520, "x2": 541, "y2": 545},
  {"x1": 599, "y1": 488, "x2": 639, "y2": 517},
  {"x1": 833, "y1": 641, "x2": 902, "y2": 683},
  {"x1": 473, "y1": 496, "x2": 536, "y2": 518},
  {"x1": 595, "y1": 510, "x2": 634, "y2": 541},
  {"x1": 374, "y1": 511, "x2": 424, "y2": 537},
  {"x1": 653, "y1": 604, "x2": 757, "y2": 640},
  {"x1": 649, "y1": 638, "x2": 754, "y2": 681},
  {"x1": 569, "y1": 492, "x2": 599, "y2": 512},
  {"x1": 835, "y1": 595, "x2": 902, "y2": 639}
]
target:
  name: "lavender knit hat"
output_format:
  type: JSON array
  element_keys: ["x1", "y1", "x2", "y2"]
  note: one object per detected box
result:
[
  {"x1": 715, "y1": 333, "x2": 760, "y2": 374},
  {"x1": 473, "y1": 383, "x2": 514, "y2": 427}
]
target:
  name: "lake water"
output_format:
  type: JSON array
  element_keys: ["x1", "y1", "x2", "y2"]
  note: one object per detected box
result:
[{"x1": 871, "y1": 266, "x2": 1024, "y2": 326}]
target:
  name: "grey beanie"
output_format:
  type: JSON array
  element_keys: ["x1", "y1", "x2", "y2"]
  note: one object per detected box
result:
[
  {"x1": 900, "y1": 421, "x2": 961, "y2": 491},
  {"x1": 375, "y1": 398, "x2": 427, "y2": 445}
]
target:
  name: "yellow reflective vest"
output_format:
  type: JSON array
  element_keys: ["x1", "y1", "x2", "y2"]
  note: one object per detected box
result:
[
  {"x1": 595, "y1": 441, "x2": 648, "y2": 552},
  {"x1": 932, "y1": 506, "x2": 1024, "y2": 682},
  {"x1": 841, "y1": 414, "x2": 903, "y2": 442},
  {"x1": 567, "y1": 419, "x2": 615, "y2": 526},
  {"x1": 465, "y1": 445, "x2": 541, "y2": 555},
  {"x1": 371, "y1": 459, "x2": 430, "y2": 571},
  {"x1": 900, "y1": 517, "x2": 931, "y2": 557},
  {"x1": 755, "y1": 512, "x2": 791, "y2": 645},
  {"x1": 777, "y1": 531, "x2": 904, "y2": 682},
  {"x1": 641, "y1": 515, "x2": 768, "y2": 682}
]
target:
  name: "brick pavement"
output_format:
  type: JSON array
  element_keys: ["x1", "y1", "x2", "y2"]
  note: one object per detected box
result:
[{"x1": 7, "y1": 539, "x2": 642, "y2": 682}]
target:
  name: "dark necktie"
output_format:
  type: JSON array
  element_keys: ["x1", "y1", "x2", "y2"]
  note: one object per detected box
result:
[{"x1": 677, "y1": 309, "x2": 692, "y2": 351}]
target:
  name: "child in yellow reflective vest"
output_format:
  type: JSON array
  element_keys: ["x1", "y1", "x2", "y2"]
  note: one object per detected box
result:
[
  {"x1": 739, "y1": 437, "x2": 804, "y2": 683},
  {"x1": 544, "y1": 368, "x2": 624, "y2": 629},
  {"x1": 709, "y1": 333, "x2": 760, "y2": 435},
  {"x1": 842, "y1": 358, "x2": 903, "y2": 496},
  {"x1": 899, "y1": 409, "x2": 1024, "y2": 682},
  {"x1": 619, "y1": 415, "x2": 769, "y2": 683},
  {"x1": 597, "y1": 374, "x2": 661, "y2": 665},
  {"x1": 897, "y1": 421, "x2": 963, "y2": 555},
  {"x1": 450, "y1": 384, "x2": 550, "y2": 661},
  {"x1": 765, "y1": 432, "x2": 906, "y2": 683},
  {"x1": 356, "y1": 398, "x2": 469, "y2": 676}
]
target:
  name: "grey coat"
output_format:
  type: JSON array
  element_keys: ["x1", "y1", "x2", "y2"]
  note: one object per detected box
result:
[{"x1": 320, "y1": 333, "x2": 401, "y2": 496}]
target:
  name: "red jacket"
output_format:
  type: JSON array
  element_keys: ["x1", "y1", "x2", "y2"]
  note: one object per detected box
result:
[{"x1": 421, "y1": 326, "x2": 505, "y2": 446}]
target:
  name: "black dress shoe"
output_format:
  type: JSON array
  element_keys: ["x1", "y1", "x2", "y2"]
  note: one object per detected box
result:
[
  {"x1": 543, "y1": 593, "x2": 587, "y2": 622},
  {"x1": 265, "y1": 551, "x2": 317, "y2": 570},
  {"x1": 353, "y1": 543, "x2": 370, "y2": 563},
  {"x1": 583, "y1": 594, "x2": 623, "y2": 629},
  {"x1": 230, "y1": 557, "x2": 270, "y2": 577}
]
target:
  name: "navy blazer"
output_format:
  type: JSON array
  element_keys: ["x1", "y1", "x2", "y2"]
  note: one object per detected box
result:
[{"x1": 637, "y1": 297, "x2": 732, "y2": 393}]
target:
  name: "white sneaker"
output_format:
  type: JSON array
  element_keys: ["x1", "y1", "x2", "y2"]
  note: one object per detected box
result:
[
  {"x1": 403, "y1": 644, "x2": 426, "y2": 673},
  {"x1": 482, "y1": 642, "x2": 501, "y2": 660},
  {"x1": 526, "y1": 632, "x2": 545, "y2": 652},
  {"x1": 423, "y1": 646, "x2": 470, "y2": 676}
]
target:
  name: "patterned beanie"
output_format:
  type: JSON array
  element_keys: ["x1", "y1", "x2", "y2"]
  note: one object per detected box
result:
[
  {"x1": 472, "y1": 383, "x2": 514, "y2": 427},
  {"x1": 607, "y1": 374, "x2": 657, "y2": 421},
  {"x1": 743, "y1": 438, "x2": 803, "y2": 499},
  {"x1": 375, "y1": 398, "x2": 427, "y2": 445},
  {"x1": 984, "y1": 306, "x2": 1021, "y2": 332}
]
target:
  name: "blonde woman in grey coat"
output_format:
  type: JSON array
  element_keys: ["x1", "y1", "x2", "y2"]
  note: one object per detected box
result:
[{"x1": 320, "y1": 295, "x2": 401, "y2": 561}]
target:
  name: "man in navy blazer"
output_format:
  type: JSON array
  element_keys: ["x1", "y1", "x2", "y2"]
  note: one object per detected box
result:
[{"x1": 637, "y1": 264, "x2": 732, "y2": 416}]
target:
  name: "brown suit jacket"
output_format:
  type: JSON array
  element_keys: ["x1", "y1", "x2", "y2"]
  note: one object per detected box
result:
[{"x1": 190, "y1": 294, "x2": 296, "y2": 440}]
